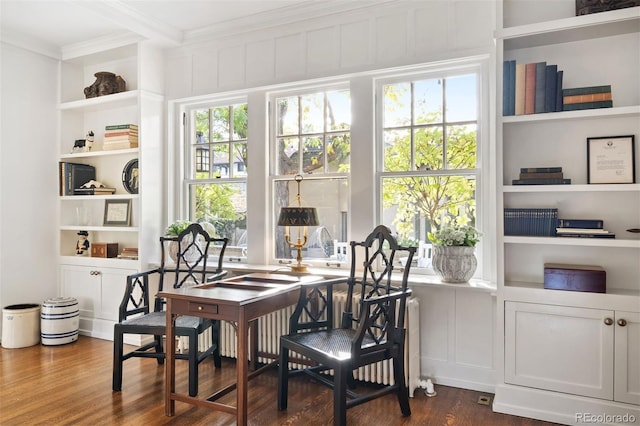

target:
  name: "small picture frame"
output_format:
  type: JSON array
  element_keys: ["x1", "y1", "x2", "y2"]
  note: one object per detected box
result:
[
  {"x1": 104, "y1": 199, "x2": 131, "y2": 226},
  {"x1": 587, "y1": 135, "x2": 636, "y2": 184}
]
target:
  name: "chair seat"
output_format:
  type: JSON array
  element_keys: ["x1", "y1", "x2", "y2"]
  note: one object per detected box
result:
[
  {"x1": 283, "y1": 329, "x2": 378, "y2": 361},
  {"x1": 121, "y1": 311, "x2": 208, "y2": 333}
]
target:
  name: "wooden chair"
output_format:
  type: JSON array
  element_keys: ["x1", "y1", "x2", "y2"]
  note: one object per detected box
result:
[
  {"x1": 277, "y1": 225, "x2": 416, "y2": 425},
  {"x1": 112, "y1": 223, "x2": 228, "y2": 397}
]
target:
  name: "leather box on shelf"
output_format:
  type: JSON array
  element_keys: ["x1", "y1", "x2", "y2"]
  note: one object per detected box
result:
[
  {"x1": 543, "y1": 263, "x2": 606, "y2": 293},
  {"x1": 91, "y1": 243, "x2": 119, "y2": 258}
]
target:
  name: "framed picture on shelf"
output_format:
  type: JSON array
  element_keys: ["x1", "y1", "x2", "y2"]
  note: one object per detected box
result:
[
  {"x1": 587, "y1": 135, "x2": 636, "y2": 184},
  {"x1": 104, "y1": 199, "x2": 131, "y2": 226}
]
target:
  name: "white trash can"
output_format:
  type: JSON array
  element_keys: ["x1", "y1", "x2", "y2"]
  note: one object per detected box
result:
[
  {"x1": 2, "y1": 304, "x2": 41, "y2": 348},
  {"x1": 41, "y1": 297, "x2": 79, "y2": 345}
]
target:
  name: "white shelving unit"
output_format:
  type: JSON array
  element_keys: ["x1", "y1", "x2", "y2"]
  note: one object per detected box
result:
[
  {"x1": 493, "y1": 2, "x2": 640, "y2": 423},
  {"x1": 57, "y1": 41, "x2": 164, "y2": 340}
]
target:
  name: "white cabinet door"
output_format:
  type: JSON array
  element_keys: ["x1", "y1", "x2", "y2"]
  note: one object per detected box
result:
[
  {"x1": 99, "y1": 267, "x2": 136, "y2": 322},
  {"x1": 615, "y1": 311, "x2": 640, "y2": 405},
  {"x1": 60, "y1": 264, "x2": 135, "y2": 322},
  {"x1": 60, "y1": 265, "x2": 101, "y2": 318},
  {"x1": 505, "y1": 301, "x2": 614, "y2": 400}
]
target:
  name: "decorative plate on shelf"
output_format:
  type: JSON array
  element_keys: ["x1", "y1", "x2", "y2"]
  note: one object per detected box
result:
[{"x1": 122, "y1": 159, "x2": 139, "y2": 194}]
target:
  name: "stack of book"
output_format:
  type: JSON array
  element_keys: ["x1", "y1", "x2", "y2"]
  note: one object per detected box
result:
[
  {"x1": 512, "y1": 167, "x2": 571, "y2": 185},
  {"x1": 59, "y1": 162, "x2": 95, "y2": 195},
  {"x1": 556, "y1": 218, "x2": 615, "y2": 239},
  {"x1": 103, "y1": 124, "x2": 138, "y2": 150},
  {"x1": 117, "y1": 247, "x2": 139, "y2": 260},
  {"x1": 562, "y1": 85, "x2": 612, "y2": 112},
  {"x1": 503, "y1": 60, "x2": 563, "y2": 116}
]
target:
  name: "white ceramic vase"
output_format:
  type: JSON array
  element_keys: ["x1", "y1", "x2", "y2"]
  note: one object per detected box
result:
[
  {"x1": 168, "y1": 237, "x2": 202, "y2": 264},
  {"x1": 431, "y1": 245, "x2": 477, "y2": 283}
]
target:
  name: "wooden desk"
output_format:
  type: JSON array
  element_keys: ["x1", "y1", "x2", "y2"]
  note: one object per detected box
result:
[{"x1": 160, "y1": 272, "x2": 335, "y2": 425}]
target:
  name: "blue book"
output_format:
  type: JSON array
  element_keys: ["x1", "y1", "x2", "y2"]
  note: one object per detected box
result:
[
  {"x1": 555, "y1": 70, "x2": 564, "y2": 112},
  {"x1": 503, "y1": 61, "x2": 510, "y2": 116},
  {"x1": 508, "y1": 60, "x2": 516, "y2": 115},
  {"x1": 534, "y1": 62, "x2": 546, "y2": 114},
  {"x1": 544, "y1": 65, "x2": 557, "y2": 112},
  {"x1": 557, "y1": 218, "x2": 604, "y2": 229}
]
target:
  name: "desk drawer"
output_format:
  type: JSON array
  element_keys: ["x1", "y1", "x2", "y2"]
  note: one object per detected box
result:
[{"x1": 188, "y1": 302, "x2": 218, "y2": 314}]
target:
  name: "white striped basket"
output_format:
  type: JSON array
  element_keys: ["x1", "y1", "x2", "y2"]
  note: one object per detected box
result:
[{"x1": 41, "y1": 297, "x2": 79, "y2": 345}]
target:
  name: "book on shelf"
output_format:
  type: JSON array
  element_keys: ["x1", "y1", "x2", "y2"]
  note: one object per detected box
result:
[
  {"x1": 534, "y1": 61, "x2": 546, "y2": 114},
  {"x1": 520, "y1": 166, "x2": 563, "y2": 173},
  {"x1": 544, "y1": 64, "x2": 557, "y2": 113},
  {"x1": 502, "y1": 60, "x2": 516, "y2": 116},
  {"x1": 73, "y1": 187, "x2": 116, "y2": 195},
  {"x1": 504, "y1": 207, "x2": 558, "y2": 237},
  {"x1": 556, "y1": 218, "x2": 604, "y2": 229},
  {"x1": 515, "y1": 63, "x2": 526, "y2": 115},
  {"x1": 524, "y1": 62, "x2": 536, "y2": 114},
  {"x1": 519, "y1": 171, "x2": 564, "y2": 180},
  {"x1": 103, "y1": 142, "x2": 138, "y2": 151},
  {"x1": 555, "y1": 70, "x2": 564, "y2": 112},
  {"x1": 59, "y1": 162, "x2": 96, "y2": 196},
  {"x1": 512, "y1": 178, "x2": 571, "y2": 185},
  {"x1": 562, "y1": 85, "x2": 611, "y2": 97},
  {"x1": 104, "y1": 135, "x2": 138, "y2": 142},
  {"x1": 105, "y1": 124, "x2": 138, "y2": 131},
  {"x1": 104, "y1": 130, "x2": 138, "y2": 137},
  {"x1": 556, "y1": 227, "x2": 610, "y2": 234},
  {"x1": 562, "y1": 101, "x2": 613, "y2": 111},
  {"x1": 564, "y1": 92, "x2": 612, "y2": 104},
  {"x1": 556, "y1": 232, "x2": 616, "y2": 239}
]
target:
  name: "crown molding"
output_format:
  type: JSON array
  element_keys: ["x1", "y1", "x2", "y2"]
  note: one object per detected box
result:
[{"x1": 1, "y1": 27, "x2": 61, "y2": 60}]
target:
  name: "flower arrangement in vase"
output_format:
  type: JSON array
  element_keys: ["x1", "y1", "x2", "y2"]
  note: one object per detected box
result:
[{"x1": 428, "y1": 224, "x2": 481, "y2": 283}]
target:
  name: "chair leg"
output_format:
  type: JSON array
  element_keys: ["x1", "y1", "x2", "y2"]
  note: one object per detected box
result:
[
  {"x1": 212, "y1": 321, "x2": 222, "y2": 368},
  {"x1": 277, "y1": 343, "x2": 289, "y2": 410},
  {"x1": 333, "y1": 366, "x2": 348, "y2": 426},
  {"x1": 393, "y1": 353, "x2": 411, "y2": 416},
  {"x1": 112, "y1": 326, "x2": 124, "y2": 391},
  {"x1": 155, "y1": 334, "x2": 164, "y2": 365},
  {"x1": 188, "y1": 333, "x2": 199, "y2": 397}
]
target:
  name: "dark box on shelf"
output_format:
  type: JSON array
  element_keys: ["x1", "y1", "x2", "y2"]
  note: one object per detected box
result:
[
  {"x1": 576, "y1": 0, "x2": 640, "y2": 16},
  {"x1": 91, "y1": 243, "x2": 119, "y2": 258},
  {"x1": 544, "y1": 263, "x2": 606, "y2": 293}
]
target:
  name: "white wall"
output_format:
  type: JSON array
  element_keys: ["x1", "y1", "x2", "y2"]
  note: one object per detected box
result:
[
  {"x1": 0, "y1": 42, "x2": 59, "y2": 334},
  {"x1": 164, "y1": 0, "x2": 497, "y2": 391}
]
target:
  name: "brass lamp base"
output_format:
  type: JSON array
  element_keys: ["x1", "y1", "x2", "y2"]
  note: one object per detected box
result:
[{"x1": 289, "y1": 263, "x2": 309, "y2": 273}]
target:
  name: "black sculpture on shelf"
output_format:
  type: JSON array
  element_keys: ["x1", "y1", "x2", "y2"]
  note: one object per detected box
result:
[{"x1": 84, "y1": 72, "x2": 126, "y2": 98}]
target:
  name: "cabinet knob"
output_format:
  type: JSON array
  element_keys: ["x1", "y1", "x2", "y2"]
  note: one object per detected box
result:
[
  {"x1": 198, "y1": 306, "x2": 203, "y2": 311},
  {"x1": 617, "y1": 319, "x2": 627, "y2": 327},
  {"x1": 604, "y1": 317, "x2": 613, "y2": 326}
]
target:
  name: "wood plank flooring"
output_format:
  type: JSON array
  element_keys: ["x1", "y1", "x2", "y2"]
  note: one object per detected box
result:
[{"x1": 0, "y1": 336, "x2": 559, "y2": 425}]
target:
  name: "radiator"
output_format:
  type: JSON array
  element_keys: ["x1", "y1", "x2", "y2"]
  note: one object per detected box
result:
[{"x1": 197, "y1": 291, "x2": 421, "y2": 397}]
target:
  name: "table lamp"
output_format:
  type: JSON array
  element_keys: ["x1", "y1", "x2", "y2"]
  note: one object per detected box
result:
[{"x1": 277, "y1": 175, "x2": 319, "y2": 272}]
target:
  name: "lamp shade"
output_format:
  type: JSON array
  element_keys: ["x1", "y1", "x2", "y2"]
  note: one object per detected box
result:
[{"x1": 277, "y1": 207, "x2": 319, "y2": 227}]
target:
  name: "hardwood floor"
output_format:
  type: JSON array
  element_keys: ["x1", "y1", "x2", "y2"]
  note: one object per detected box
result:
[{"x1": 0, "y1": 336, "x2": 559, "y2": 425}]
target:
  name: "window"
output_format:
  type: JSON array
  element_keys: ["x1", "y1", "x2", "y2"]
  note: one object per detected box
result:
[
  {"x1": 271, "y1": 87, "x2": 351, "y2": 265},
  {"x1": 378, "y1": 73, "x2": 479, "y2": 271},
  {"x1": 185, "y1": 101, "x2": 248, "y2": 260}
]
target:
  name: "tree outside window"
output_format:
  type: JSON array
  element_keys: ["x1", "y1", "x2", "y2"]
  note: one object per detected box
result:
[{"x1": 380, "y1": 74, "x2": 478, "y2": 267}]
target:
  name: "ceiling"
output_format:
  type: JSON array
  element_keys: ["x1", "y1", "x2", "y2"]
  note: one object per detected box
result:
[{"x1": 1, "y1": 0, "x2": 385, "y2": 58}]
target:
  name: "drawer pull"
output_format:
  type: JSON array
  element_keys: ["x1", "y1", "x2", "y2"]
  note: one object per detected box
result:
[{"x1": 198, "y1": 306, "x2": 203, "y2": 311}]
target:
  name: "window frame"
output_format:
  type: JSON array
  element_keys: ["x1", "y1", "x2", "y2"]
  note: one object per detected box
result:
[
  {"x1": 268, "y1": 83, "x2": 352, "y2": 269},
  {"x1": 181, "y1": 96, "x2": 249, "y2": 262},
  {"x1": 374, "y1": 61, "x2": 490, "y2": 278}
]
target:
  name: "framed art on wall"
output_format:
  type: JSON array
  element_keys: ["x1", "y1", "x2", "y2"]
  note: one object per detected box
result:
[
  {"x1": 587, "y1": 135, "x2": 636, "y2": 184},
  {"x1": 104, "y1": 199, "x2": 132, "y2": 226}
]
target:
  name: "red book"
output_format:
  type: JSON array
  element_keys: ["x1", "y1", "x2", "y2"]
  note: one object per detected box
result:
[{"x1": 524, "y1": 63, "x2": 536, "y2": 114}]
